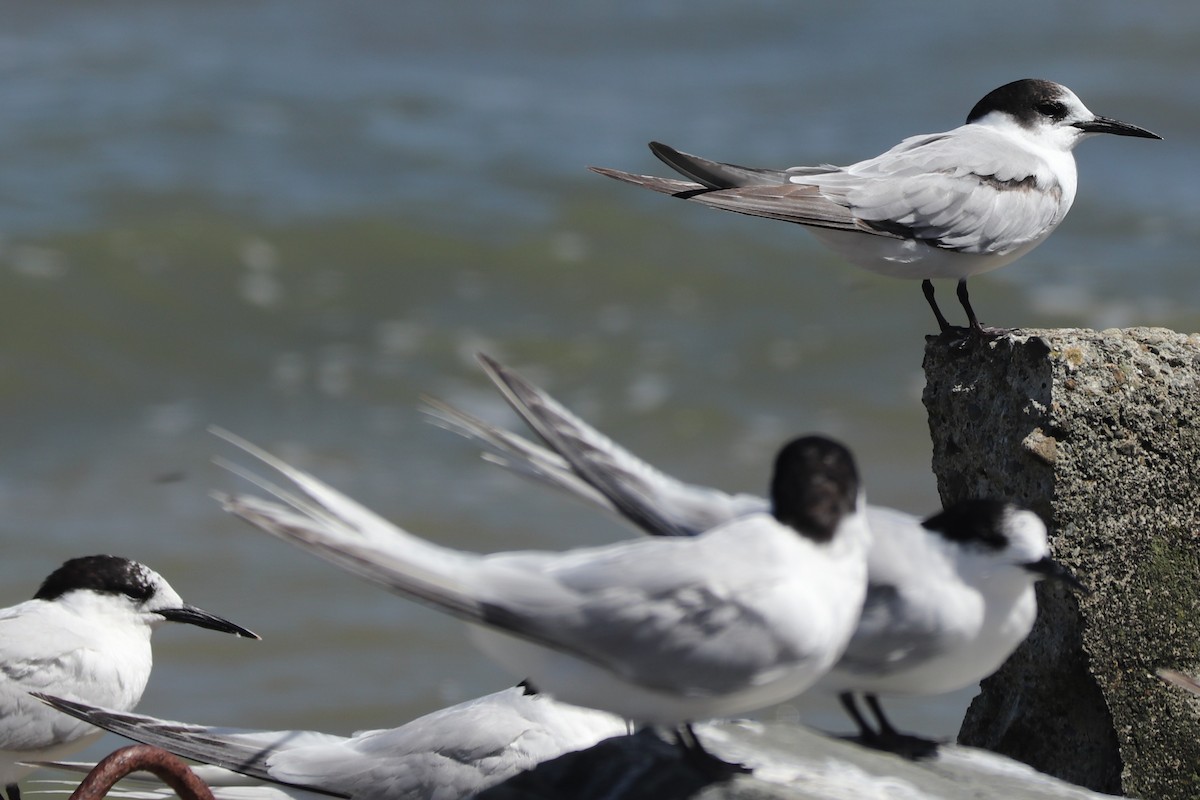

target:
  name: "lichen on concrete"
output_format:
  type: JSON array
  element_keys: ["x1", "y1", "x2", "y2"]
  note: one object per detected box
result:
[{"x1": 923, "y1": 327, "x2": 1200, "y2": 800}]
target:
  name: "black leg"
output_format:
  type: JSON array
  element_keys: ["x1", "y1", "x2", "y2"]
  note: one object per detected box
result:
[
  {"x1": 674, "y1": 723, "x2": 752, "y2": 777},
  {"x1": 864, "y1": 694, "x2": 901, "y2": 738},
  {"x1": 922, "y1": 279, "x2": 953, "y2": 333},
  {"x1": 862, "y1": 694, "x2": 941, "y2": 760},
  {"x1": 838, "y1": 691, "x2": 879, "y2": 740},
  {"x1": 7, "y1": 782, "x2": 20, "y2": 800},
  {"x1": 955, "y1": 278, "x2": 1014, "y2": 339},
  {"x1": 956, "y1": 278, "x2": 982, "y2": 334}
]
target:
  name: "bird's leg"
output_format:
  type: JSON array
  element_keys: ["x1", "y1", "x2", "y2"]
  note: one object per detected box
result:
[
  {"x1": 838, "y1": 692, "x2": 879, "y2": 741},
  {"x1": 863, "y1": 694, "x2": 941, "y2": 760},
  {"x1": 956, "y1": 278, "x2": 983, "y2": 335},
  {"x1": 956, "y1": 279, "x2": 1014, "y2": 339},
  {"x1": 864, "y1": 693, "x2": 902, "y2": 738},
  {"x1": 921, "y1": 279, "x2": 954, "y2": 333},
  {"x1": 674, "y1": 723, "x2": 751, "y2": 778}
]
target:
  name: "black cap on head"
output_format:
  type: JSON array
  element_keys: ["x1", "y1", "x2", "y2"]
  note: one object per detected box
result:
[
  {"x1": 770, "y1": 435, "x2": 859, "y2": 543},
  {"x1": 966, "y1": 79, "x2": 1069, "y2": 127},
  {"x1": 33, "y1": 555, "x2": 156, "y2": 602}
]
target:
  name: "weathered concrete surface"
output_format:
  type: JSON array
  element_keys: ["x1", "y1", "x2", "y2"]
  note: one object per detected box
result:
[
  {"x1": 922, "y1": 327, "x2": 1200, "y2": 800},
  {"x1": 479, "y1": 721, "x2": 1119, "y2": 799}
]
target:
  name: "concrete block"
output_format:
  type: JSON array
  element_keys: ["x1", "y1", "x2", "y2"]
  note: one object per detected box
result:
[{"x1": 922, "y1": 327, "x2": 1200, "y2": 799}]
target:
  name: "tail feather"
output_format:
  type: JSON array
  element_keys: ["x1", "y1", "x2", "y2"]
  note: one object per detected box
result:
[
  {"x1": 587, "y1": 165, "x2": 706, "y2": 197},
  {"x1": 211, "y1": 430, "x2": 619, "y2": 674},
  {"x1": 30, "y1": 695, "x2": 347, "y2": 798},
  {"x1": 210, "y1": 429, "x2": 485, "y2": 625},
  {"x1": 591, "y1": 143, "x2": 866, "y2": 233},
  {"x1": 210, "y1": 428, "x2": 401, "y2": 547},
  {"x1": 420, "y1": 396, "x2": 616, "y2": 515},
  {"x1": 215, "y1": 492, "x2": 485, "y2": 626}
]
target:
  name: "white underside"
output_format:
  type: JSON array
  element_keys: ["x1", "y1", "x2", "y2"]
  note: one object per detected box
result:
[{"x1": 806, "y1": 227, "x2": 1050, "y2": 281}]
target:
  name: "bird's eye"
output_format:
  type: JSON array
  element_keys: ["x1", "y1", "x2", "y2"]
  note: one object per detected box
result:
[{"x1": 1036, "y1": 101, "x2": 1066, "y2": 119}]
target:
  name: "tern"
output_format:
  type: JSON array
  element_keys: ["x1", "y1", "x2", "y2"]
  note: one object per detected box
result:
[
  {"x1": 0, "y1": 555, "x2": 257, "y2": 800},
  {"x1": 210, "y1": 428, "x2": 870, "y2": 768},
  {"x1": 591, "y1": 78, "x2": 1161, "y2": 336},
  {"x1": 34, "y1": 682, "x2": 630, "y2": 800},
  {"x1": 423, "y1": 354, "x2": 1086, "y2": 756}
]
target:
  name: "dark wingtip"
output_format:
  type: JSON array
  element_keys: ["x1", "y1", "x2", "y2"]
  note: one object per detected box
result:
[
  {"x1": 648, "y1": 141, "x2": 684, "y2": 168},
  {"x1": 475, "y1": 351, "x2": 501, "y2": 372},
  {"x1": 32, "y1": 691, "x2": 92, "y2": 718}
]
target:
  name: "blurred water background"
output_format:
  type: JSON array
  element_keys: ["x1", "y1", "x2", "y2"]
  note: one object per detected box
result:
[{"x1": 2, "y1": 0, "x2": 1197, "y2": 760}]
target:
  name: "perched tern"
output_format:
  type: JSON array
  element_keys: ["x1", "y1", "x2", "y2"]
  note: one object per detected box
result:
[
  {"x1": 591, "y1": 78, "x2": 1161, "y2": 336},
  {"x1": 0, "y1": 555, "x2": 258, "y2": 800},
  {"x1": 34, "y1": 683, "x2": 630, "y2": 800},
  {"x1": 211, "y1": 428, "x2": 870, "y2": 767},
  {"x1": 424, "y1": 354, "x2": 1086, "y2": 755}
]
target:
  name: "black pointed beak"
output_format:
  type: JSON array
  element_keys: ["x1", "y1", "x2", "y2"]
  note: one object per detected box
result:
[
  {"x1": 1074, "y1": 115, "x2": 1161, "y2": 140},
  {"x1": 1024, "y1": 556, "x2": 1089, "y2": 594},
  {"x1": 158, "y1": 605, "x2": 260, "y2": 639}
]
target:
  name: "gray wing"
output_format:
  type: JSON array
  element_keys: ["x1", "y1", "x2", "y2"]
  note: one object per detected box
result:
[
  {"x1": 477, "y1": 513, "x2": 823, "y2": 695},
  {"x1": 800, "y1": 127, "x2": 1068, "y2": 254},
  {"x1": 594, "y1": 132, "x2": 1066, "y2": 254},
  {"x1": 648, "y1": 141, "x2": 793, "y2": 188},
  {"x1": 213, "y1": 431, "x2": 608, "y2": 670},
  {"x1": 833, "y1": 586, "x2": 948, "y2": 676},
  {"x1": 472, "y1": 353, "x2": 767, "y2": 537},
  {"x1": 214, "y1": 431, "x2": 793, "y2": 695},
  {"x1": 593, "y1": 141, "x2": 880, "y2": 234},
  {"x1": 835, "y1": 506, "x2": 956, "y2": 674},
  {"x1": 589, "y1": 164, "x2": 869, "y2": 233}
]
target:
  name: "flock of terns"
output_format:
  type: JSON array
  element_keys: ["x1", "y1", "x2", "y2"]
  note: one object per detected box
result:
[{"x1": 0, "y1": 78, "x2": 1185, "y2": 799}]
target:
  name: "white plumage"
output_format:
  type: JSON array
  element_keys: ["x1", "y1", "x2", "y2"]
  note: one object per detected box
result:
[
  {"x1": 35, "y1": 684, "x2": 629, "y2": 800},
  {"x1": 0, "y1": 556, "x2": 257, "y2": 800},
  {"x1": 211, "y1": 429, "x2": 870, "y2": 729},
  {"x1": 592, "y1": 78, "x2": 1160, "y2": 334},
  {"x1": 423, "y1": 354, "x2": 1084, "y2": 752}
]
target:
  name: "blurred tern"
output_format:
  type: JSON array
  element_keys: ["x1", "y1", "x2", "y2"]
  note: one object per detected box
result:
[
  {"x1": 211, "y1": 428, "x2": 870, "y2": 766},
  {"x1": 34, "y1": 682, "x2": 630, "y2": 800},
  {"x1": 0, "y1": 555, "x2": 258, "y2": 800},
  {"x1": 424, "y1": 354, "x2": 1086, "y2": 756},
  {"x1": 591, "y1": 78, "x2": 1161, "y2": 336}
]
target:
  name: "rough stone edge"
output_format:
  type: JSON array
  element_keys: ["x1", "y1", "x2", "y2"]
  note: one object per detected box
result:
[{"x1": 922, "y1": 328, "x2": 1200, "y2": 799}]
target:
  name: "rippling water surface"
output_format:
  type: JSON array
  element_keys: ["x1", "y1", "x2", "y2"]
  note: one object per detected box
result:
[{"x1": 2, "y1": 1, "x2": 1197, "y2": 755}]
